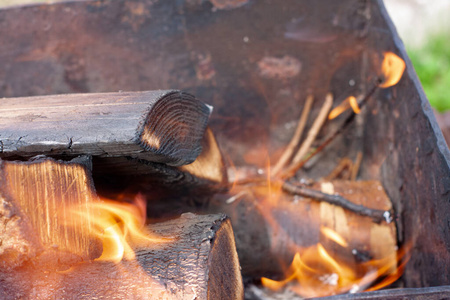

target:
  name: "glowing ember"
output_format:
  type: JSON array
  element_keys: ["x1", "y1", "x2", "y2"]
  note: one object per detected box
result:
[
  {"x1": 328, "y1": 96, "x2": 360, "y2": 120},
  {"x1": 321, "y1": 227, "x2": 348, "y2": 248},
  {"x1": 66, "y1": 194, "x2": 169, "y2": 263},
  {"x1": 348, "y1": 96, "x2": 361, "y2": 114},
  {"x1": 328, "y1": 52, "x2": 405, "y2": 120},
  {"x1": 379, "y1": 52, "x2": 406, "y2": 88},
  {"x1": 261, "y1": 228, "x2": 410, "y2": 297}
]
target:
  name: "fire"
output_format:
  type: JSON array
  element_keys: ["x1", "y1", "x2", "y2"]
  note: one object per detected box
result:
[
  {"x1": 328, "y1": 96, "x2": 360, "y2": 120},
  {"x1": 66, "y1": 194, "x2": 169, "y2": 263},
  {"x1": 328, "y1": 51, "x2": 405, "y2": 120},
  {"x1": 262, "y1": 227, "x2": 409, "y2": 297},
  {"x1": 379, "y1": 52, "x2": 406, "y2": 88}
]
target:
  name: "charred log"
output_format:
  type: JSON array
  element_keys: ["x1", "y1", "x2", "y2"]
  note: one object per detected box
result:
[
  {"x1": 93, "y1": 127, "x2": 228, "y2": 195},
  {"x1": 0, "y1": 90, "x2": 211, "y2": 167},
  {"x1": 0, "y1": 213, "x2": 244, "y2": 300}
]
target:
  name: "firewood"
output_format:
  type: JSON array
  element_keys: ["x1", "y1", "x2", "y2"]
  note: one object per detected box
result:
[
  {"x1": 0, "y1": 213, "x2": 244, "y2": 300},
  {"x1": 148, "y1": 180, "x2": 397, "y2": 278},
  {"x1": 0, "y1": 90, "x2": 211, "y2": 167},
  {"x1": 272, "y1": 95, "x2": 314, "y2": 176},
  {"x1": 291, "y1": 93, "x2": 333, "y2": 165},
  {"x1": 93, "y1": 127, "x2": 228, "y2": 195},
  {"x1": 0, "y1": 156, "x2": 101, "y2": 269}
]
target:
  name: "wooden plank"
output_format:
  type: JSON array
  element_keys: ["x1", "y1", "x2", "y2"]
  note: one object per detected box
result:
[
  {"x1": 0, "y1": 156, "x2": 101, "y2": 269},
  {"x1": 0, "y1": 90, "x2": 212, "y2": 166},
  {"x1": 0, "y1": 213, "x2": 244, "y2": 300}
]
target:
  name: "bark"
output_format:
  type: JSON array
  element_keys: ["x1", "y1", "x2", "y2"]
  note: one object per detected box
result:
[{"x1": 0, "y1": 213, "x2": 244, "y2": 300}]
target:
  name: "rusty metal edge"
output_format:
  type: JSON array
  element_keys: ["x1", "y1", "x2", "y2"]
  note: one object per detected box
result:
[
  {"x1": 376, "y1": 0, "x2": 450, "y2": 165},
  {"x1": 312, "y1": 285, "x2": 450, "y2": 300}
]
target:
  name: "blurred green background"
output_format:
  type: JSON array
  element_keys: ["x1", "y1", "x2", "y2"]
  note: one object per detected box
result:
[
  {"x1": 407, "y1": 33, "x2": 450, "y2": 112},
  {"x1": 385, "y1": 0, "x2": 450, "y2": 113}
]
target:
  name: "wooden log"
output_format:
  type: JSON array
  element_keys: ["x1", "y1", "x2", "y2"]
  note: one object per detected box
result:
[
  {"x1": 93, "y1": 127, "x2": 228, "y2": 195},
  {"x1": 0, "y1": 213, "x2": 244, "y2": 300},
  {"x1": 147, "y1": 180, "x2": 397, "y2": 278},
  {"x1": 0, "y1": 156, "x2": 101, "y2": 269},
  {"x1": 0, "y1": 90, "x2": 212, "y2": 167}
]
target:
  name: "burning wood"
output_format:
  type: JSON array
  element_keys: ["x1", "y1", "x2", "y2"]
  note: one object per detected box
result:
[
  {"x1": 276, "y1": 52, "x2": 406, "y2": 181},
  {"x1": 0, "y1": 155, "x2": 242, "y2": 299},
  {"x1": 1, "y1": 0, "x2": 449, "y2": 298},
  {"x1": 94, "y1": 127, "x2": 228, "y2": 195},
  {"x1": 0, "y1": 90, "x2": 211, "y2": 167},
  {"x1": 0, "y1": 156, "x2": 100, "y2": 268},
  {"x1": 149, "y1": 180, "x2": 398, "y2": 284},
  {"x1": 0, "y1": 213, "x2": 243, "y2": 299}
]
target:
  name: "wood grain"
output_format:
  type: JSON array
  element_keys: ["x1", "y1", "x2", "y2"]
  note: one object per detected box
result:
[{"x1": 0, "y1": 156, "x2": 101, "y2": 269}]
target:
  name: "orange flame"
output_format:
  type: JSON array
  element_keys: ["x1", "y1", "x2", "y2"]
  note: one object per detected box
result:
[
  {"x1": 66, "y1": 194, "x2": 169, "y2": 263},
  {"x1": 321, "y1": 226, "x2": 348, "y2": 247},
  {"x1": 328, "y1": 96, "x2": 360, "y2": 120},
  {"x1": 262, "y1": 228, "x2": 409, "y2": 297},
  {"x1": 379, "y1": 52, "x2": 405, "y2": 88}
]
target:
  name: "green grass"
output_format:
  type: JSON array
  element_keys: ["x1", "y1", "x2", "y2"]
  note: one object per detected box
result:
[{"x1": 407, "y1": 33, "x2": 450, "y2": 112}]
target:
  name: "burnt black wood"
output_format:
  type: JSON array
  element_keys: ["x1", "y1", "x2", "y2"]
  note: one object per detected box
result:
[{"x1": 0, "y1": 90, "x2": 211, "y2": 167}]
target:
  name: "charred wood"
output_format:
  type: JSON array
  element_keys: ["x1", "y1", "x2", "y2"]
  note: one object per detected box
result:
[
  {"x1": 93, "y1": 127, "x2": 228, "y2": 195},
  {"x1": 0, "y1": 213, "x2": 244, "y2": 300},
  {"x1": 146, "y1": 180, "x2": 397, "y2": 278},
  {"x1": 0, "y1": 90, "x2": 211, "y2": 167}
]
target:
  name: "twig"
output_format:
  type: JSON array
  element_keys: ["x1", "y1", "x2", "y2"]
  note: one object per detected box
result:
[
  {"x1": 272, "y1": 95, "x2": 314, "y2": 176},
  {"x1": 233, "y1": 176, "x2": 267, "y2": 186},
  {"x1": 282, "y1": 181, "x2": 391, "y2": 223},
  {"x1": 324, "y1": 158, "x2": 353, "y2": 181},
  {"x1": 351, "y1": 151, "x2": 363, "y2": 181},
  {"x1": 291, "y1": 93, "x2": 333, "y2": 164},
  {"x1": 279, "y1": 84, "x2": 379, "y2": 179}
]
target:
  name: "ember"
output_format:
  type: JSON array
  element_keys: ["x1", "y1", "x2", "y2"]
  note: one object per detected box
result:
[{"x1": 260, "y1": 228, "x2": 410, "y2": 298}]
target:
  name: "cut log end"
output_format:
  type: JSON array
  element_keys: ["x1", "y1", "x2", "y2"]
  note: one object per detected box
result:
[
  {"x1": 138, "y1": 91, "x2": 212, "y2": 166},
  {"x1": 207, "y1": 218, "x2": 244, "y2": 300}
]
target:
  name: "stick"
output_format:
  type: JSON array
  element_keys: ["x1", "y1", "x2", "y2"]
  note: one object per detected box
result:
[
  {"x1": 281, "y1": 181, "x2": 390, "y2": 223},
  {"x1": 351, "y1": 151, "x2": 363, "y2": 181},
  {"x1": 280, "y1": 85, "x2": 379, "y2": 179},
  {"x1": 272, "y1": 95, "x2": 314, "y2": 176},
  {"x1": 291, "y1": 93, "x2": 333, "y2": 164},
  {"x1": 323, "y1": 157, "x2": 353, "y2": 181}
]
